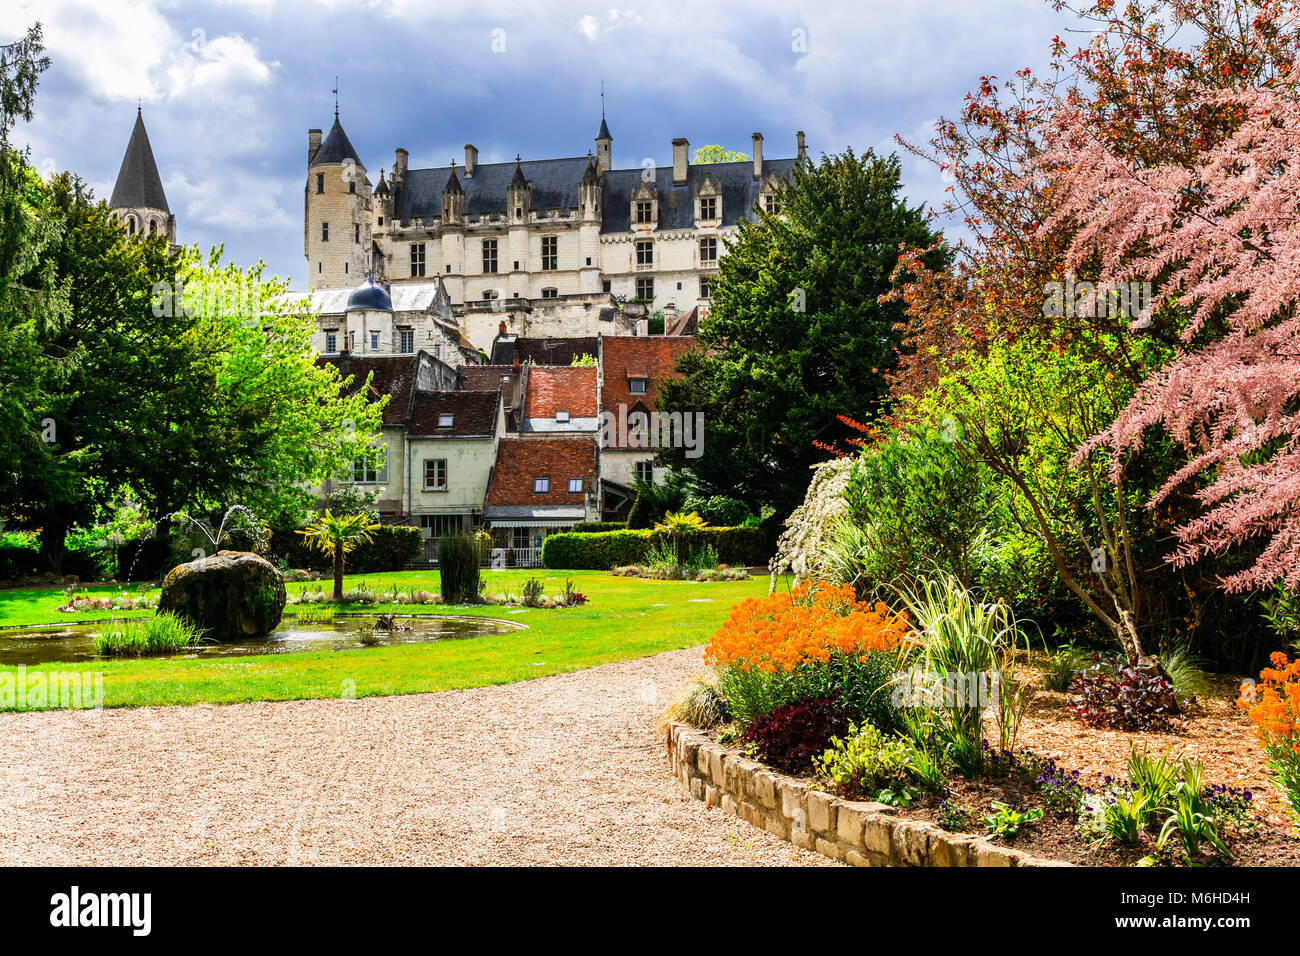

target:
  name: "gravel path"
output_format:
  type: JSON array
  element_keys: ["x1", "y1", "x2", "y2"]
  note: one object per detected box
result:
[{"x1": 0, "y1": 649, "x2": 832, "y2": 866}]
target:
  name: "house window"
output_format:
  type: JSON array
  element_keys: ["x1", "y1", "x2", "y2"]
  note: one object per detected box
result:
[
  {"x1": 410, "y1": 243, "x2": 426, "y2": 277},
  {"x1": 354, "y1": 223, "x2": 361, "y2": 243},
  {"x1": 370, "y1": 331, "x2": 380, "y2": 351},
  {"x1": 325, "y1": 332, "x2": 337, "y2": 353},
  {"x1": 764, "y1": 195, "x2": 780, "y2": 214},
  {"x1": 420, "y1": 514, "x2": 463, "y2": 544},
  {"x1": 482, "y1": 239, "x2": 498, "y2": 274},
  {"x1": 567, "y1": 478, "x2": 584, "y2": 494},
  {"x1": 629, "y1": 378, "x2": 647, "y2": 394},
  {"x1": 533, "y1": 477, "x2": 550, "y2": 493},
  {"x1": 399, "y1": 329, "x2": 414, "y2": 353},
  {"x1": 699, "y1": 196, "x2": 716, "y2": 220},
  {"x1": 555, "y1": 410, "x2": 570, "y2": 423},
  {"x1": 541, "y1": 288, "x2": 558, "y2": 299},
  {"x1": 634, "y1": 460, "x2": 655, "y2": 484},
  {"x1": 351, "y1": 445, "x2": 388, "y2": 483},
  {"x1": 635, "y1": 240, "x2": 653, "y2": 266},
  {"x1": 636, "y1": 277, "x2": 654, "y2": 300},
  {"x1": 321, "y1": 222, "x2": 329, "y2": 241},
  {"x1": 700, "y1": 276, "x2": 712, "y2": 299},
  {"x1": 424, "y1": 459, "x2": 448, "y2": 491},
  {"x1": 437, "y1": 413, "x2": 454, "y2": 428},
  {"x1": 699, "y1": 237, "x2": 717, "y2": 262},
  {"x1": 511, "y1": 527, "x2": 531, "y2": 550},
  {"x1": 540, "y1": 236, "x2": 558, "y2": 270},
  {"x1": 316, "y1": 173, "x2": 324, "y2": 194},
  {"x1": 636, "y1": 200, "x2": 653, "y2": 223}
]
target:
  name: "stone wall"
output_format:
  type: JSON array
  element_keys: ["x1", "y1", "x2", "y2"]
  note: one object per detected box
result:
[{"x1": 667, "y1": 721, "x2": 1071, "y2": 868}]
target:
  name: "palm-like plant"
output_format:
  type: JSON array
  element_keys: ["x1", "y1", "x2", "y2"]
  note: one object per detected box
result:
[
  {"x1": 653, "y1": 510, "x2": 709, "y2": 566},
  {"x1": 297, "y1": 510, "x2": 381, "y2": 600}
]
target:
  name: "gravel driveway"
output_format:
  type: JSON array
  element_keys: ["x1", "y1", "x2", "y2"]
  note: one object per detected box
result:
[{"x1": 0, "y1": 648, "x2": 831, "y2": 866}]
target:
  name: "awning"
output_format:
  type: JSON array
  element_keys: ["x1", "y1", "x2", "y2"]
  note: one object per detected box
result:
[{"x1": 487, "y1": 518, "x2": 578, "y2": 528}]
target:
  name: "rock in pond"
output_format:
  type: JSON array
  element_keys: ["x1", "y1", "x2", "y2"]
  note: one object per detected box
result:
[{"x1": 158, "y1": 550, "x2": 286, "y2": 640}]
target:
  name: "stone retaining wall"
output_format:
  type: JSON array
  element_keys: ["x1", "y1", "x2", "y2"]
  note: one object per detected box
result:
[{"x1": 667, "y1": 721, "x2": 1071, "y2": 867}]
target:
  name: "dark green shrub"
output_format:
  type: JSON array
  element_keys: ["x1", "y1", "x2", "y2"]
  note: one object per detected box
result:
[
  {"x1": 438, "y1": 533, "x2": 481, "y2": 604},
  {"x1": 0, "y1": 545, "x2": 39, "y2": 580},
  {"x1": 571, "y1": 521, "x2": 628, "y2": 533},
  {"x1": 541, "y1": 526, "x2": 766, "y2": 570},
  {"x1": 683, "y1": 495, "x2": 753, "y2": 527}
]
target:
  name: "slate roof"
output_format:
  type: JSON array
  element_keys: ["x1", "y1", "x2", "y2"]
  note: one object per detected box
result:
[
  {"x1": 491, "y1": 336, "x2": 600, "y2": 366},
  {"x1": 458, "y1": 365, "x2": 518, "y2": 393},
  {"x1": 277, "y1": 279, "x2": 446, "y2": 316},
  {"x1": 318, "y1": 354, "x2": 417, "y2": 426},
  {"x1": 665, "y1": 306, "x2": 701, "y2": 337},
  {"x1": 310, "y1": 116, "x2": 364, "y2": 168},
  {"x1": 407, "y1": 390, "x2": 499, "y2": 437},
  {"x1": 392, "y1": 156, "x2": 795, "y2": 233},
  {"x1": 110, "y1": 109, "x2": 170, "y2": 212}
]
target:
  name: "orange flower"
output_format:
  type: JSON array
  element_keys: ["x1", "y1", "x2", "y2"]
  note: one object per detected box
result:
[
  {"x1": 704, "y1": 580, "x2": 910, "y2": 672},
  {"x1": 1242, "y1": 652, "x2": 1300, "y2": 749}
]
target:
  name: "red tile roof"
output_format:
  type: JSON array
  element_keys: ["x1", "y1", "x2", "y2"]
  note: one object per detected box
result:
[
  {"x1": 522, "y1": 365, "x2": 598, "y2": 420},
  {"x1": 599, "y1": 336, "x2": 696, "y2": 447},
  {"x1": 485, "y1": 438, "x2": 596, "y2": 506}
]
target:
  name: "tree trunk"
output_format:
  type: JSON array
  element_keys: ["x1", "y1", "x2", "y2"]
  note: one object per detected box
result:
[
  {"x1": 38, "y1": 519, "x2": 69, "y2": 575},
  {"x1": 333, "y1": 544, "x2": 344, "y2": 601}
]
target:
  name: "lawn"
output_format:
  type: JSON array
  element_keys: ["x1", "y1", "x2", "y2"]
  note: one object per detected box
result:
[{"x1": 0, "y1": 569, "x2": 774, "y2": 710}]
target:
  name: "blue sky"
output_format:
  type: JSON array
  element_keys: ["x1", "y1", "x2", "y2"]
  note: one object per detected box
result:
[{"x1": 8, "y1": 0, "x2": 1073, "y2": 287}]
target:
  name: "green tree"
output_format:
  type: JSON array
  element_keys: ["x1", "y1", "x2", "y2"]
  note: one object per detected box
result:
[
  {"x1": 297, "y1": 509, "x2": 380, "y2": 600},
  {"x1": 657, "y1": 149, "x2": 946, "y2": 515},
  {"x1": 692, "y1": 144, "x2": 749, "y2": 164}
]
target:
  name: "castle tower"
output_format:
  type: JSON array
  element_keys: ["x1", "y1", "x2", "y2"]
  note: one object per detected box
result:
[
  {"x1": 578, "y1": 152, "x2": 602, "y2": 294},
  {"x1": 440, "y1": 162, "x2": 465, "y2": 302},
  {"x1": 595, "y1": 114, "x2": 612, "y2": 175},
  {"x1": 507, "y1": 156, "x2": 531, "y2": 299},
  {"x1": 110, "y1": 108, "x2": 175, "y2": 246},
  {"x1": 305, "y1": 111, "x2": 371, "y2": 289}
]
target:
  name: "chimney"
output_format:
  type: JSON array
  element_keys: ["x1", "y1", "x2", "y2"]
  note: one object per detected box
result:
[
  {"x1": 465, "y1": 144, "x2": 478, "y2": 178},
  {"x1": 796, "y1": 131, "x2": 807, "y2": 165},
  {"x1": 308, "y1": 128, "x2": 322, "y2": 163},
  {"x1": 672, "y1": 137, "x2": 689, "y2": 185},
  {"x1": 394, "y1": 147, "x2": 409, "y2": 181},
  {"x1": 498, "y1": 320, "x2": 507, "y2": 337},
  {"x1": 752, "y1": 133, "x2": 764, "y2": 179}
]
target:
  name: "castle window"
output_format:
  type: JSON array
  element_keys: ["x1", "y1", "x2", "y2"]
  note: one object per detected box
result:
[
  {"x1": 316, "y1": 173, "x2": 324, "y2": 194},
  {"x1": 354, "y1": 224, "x2": 361, "y2": 243},
  {"x1": 127, "y1": 217, "x2": 136, "y2": 236},
  {"x1": 349, "y1": 179, "x2": 356, "y2": 194},
  {"x1": 635, "y1": 200, "x2": 653, "y2": 224},
  {"x1": 482, "y1": 239, "x2": 498, "y2": 274},
  {"x1": 148, "y1": 220, "x2": 156, "y2": 235},
  {"x1": 377, "y1": 217, "x2": 383, "y2": 226},
  {"x1": 321, "y1": 222, "x2": 329, "y2": 242},
  {"x1": 699, "y1": 237, "x2": 717, "y2": 263},
  {"x1": 636, "y1": 277, "x2": 654, "y2": 300},
  {"x1": 700, "y1": 275, "x2": 712, "y2": 299},
  {"x1": 370, "y1": 331, "x2": 380, "y2": 351},
  {"x1": 410, "y1": 243, "x2": 426, "y2": 277},
  {"x1": 635, "y1": 240, "x2": 653, "y2": 266},
  {"x1": 325, "y1": 332, "x2": 337, "y2": 353},
  {"x1": 399, "y1": 330, "x2": 414, "y2": 353},
  {"x1": 541, "y1": 288, "x2": 558, "y2": 299},
  {"x1": 602, "y1": 280, "x2": 611, "y2": 293},
  {"x1": 344, "y1": 263, "x2": 349, "y2": 275},
  {"x1": 699, "y1": 196, "x2": 717, "y2": 220},
  {"x1": 540, "y1": 236, "x2": 558, "y2": 271}
]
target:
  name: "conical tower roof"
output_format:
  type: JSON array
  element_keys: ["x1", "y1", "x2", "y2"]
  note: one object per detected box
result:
[
  {"x1": 310, "y1": 115, "x2": 364, "y2": 168},
  {"x1": 110, "y1": 108, "x2": 169, "y2": 212}
]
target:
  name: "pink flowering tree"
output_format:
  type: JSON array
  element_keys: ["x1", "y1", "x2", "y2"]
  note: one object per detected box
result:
[{"x1": 1045, "y1": 37, "x2": 1300, "y2": 593}]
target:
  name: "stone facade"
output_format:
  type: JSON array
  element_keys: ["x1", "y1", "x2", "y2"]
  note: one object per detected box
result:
[{"x1": 666, "y1": 721, "x2": 1073, "y2": 868}]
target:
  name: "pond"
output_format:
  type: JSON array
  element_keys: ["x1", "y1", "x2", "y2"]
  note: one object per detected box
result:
[{"x1": 0, "y1": 614, "x2": 522, "y2": 667}]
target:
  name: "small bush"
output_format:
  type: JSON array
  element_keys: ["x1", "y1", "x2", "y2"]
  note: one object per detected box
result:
[
  {"x1": 742, "y1": 694, "x2": 850, "y2": 773},
  {"x1": 295, "y1": 606, "x2": 336, "y2": 624},
  {"x1": 1043, "y1": 643, "x2": 1088, "y2": 693},
  {"x1": 541, "y1": 526, "x2": 764, "y2": 570},
  {"x1": 438, "y1": 533, "x2": 482, "y2": 604},
  {"x1": 521, "y1": 577, "x2": 545, "y2": 608},
  {"x1": 1067, "y1": 656, "x2": 1178, "y2": 730},
  {"x1": 814, "y1": 721, "x2": 917, "y2": 797},
  {"x1": 664, "y1": 676, "x2": 729, "y2": 729},
  {"x1": 93, "y1": 613, "x2": 203, "y2": 657},
  {"x1": 341, "y1": 587, "x2": 376, "y2": 605}
]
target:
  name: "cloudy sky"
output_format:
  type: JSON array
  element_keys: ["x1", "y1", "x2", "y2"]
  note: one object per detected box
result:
[{"x1": 8, "y1": 0, "x2": 1075, "y2": 287}]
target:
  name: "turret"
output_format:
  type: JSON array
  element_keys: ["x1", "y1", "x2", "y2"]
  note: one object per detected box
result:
[
  {"x1": 507, "y1": 155, "x2": 531, "y2": 223},
  {"x1": 595, "y1": 114, "x2": 612, "y2": 175},
  {"x1": 442, "y1": 162, "x2": 464, "y2": 223},
  {"x1": 110, "y1": 108, "x2": 176, "y2": 245},
  {"x1": 304, "y1": 112, "x2": 371, "y2": 289}
]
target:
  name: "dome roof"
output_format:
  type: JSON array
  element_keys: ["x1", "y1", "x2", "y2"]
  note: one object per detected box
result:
[{"x1": 346, "y1": 275, "x2": 392, "y2": 312}]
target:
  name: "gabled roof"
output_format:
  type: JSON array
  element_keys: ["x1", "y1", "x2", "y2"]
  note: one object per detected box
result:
[
  {"x1": 458, "y1": 365, "x2": 518, "y2": 393},
  {"x1": 310, "y1": 116, "x2": 364, "y2": 168},
  {"x1": 522, "y1": 366, "x2": 597, "y2": 422},
  {"x1": 600, "y1": 335, "x2": 696, "y2": 448},
  {"x1": 485, "y1": 437, "x2": 596, "y2": 509},
  {"x1": 394, "y1": 156, "x2": 590, "y2": 222},
  {"x1": 665, "y1": 306, "x2": 701, "y2": 336},
  {"x1": 318, "y1": 354, "x2": 417, "y2": 426},
  {"x1": 599, "y1": 158, "x2": 797, "y2": 233},
  {"x1": 408, "y1": 390, "x2": 499, "y2": 437},
  {"x1": 110, "y1": 109, "x2": 169, "y2": 212}
]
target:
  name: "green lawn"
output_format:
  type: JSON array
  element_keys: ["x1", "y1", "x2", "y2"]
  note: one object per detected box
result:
[{"x1": 0, "y1": 570, "x2": 771, "y2": 710}]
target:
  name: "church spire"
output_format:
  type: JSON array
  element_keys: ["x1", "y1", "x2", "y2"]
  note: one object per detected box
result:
[{"x1": 110, "y1": 108, "x2": 170, "y2": 213}]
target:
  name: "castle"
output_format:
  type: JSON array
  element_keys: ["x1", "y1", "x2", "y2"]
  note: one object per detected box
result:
[{"x1": 302, "y1": 105, "x2": 806, "y2": 351}]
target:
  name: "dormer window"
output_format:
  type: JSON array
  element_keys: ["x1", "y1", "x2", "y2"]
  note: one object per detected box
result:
[
  {"x1": 437, "y1": 413, "x2": 454, "y2": 428},
  {"x1": 555, "y1": 410, "x2": 570, "y2": 423},
  {"x1": 629, "y1": 378, "x2": 648, "y2": 394},
  {"x1": 636, "y1": 200, "x2": 653, "y2": 223},
  {"x1": 699, "y1": 196, "x2": 717, "y2": 220}
]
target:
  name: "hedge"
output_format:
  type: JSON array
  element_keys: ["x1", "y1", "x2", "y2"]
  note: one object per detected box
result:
[
  {"x1": 269, "y1": 523, "x2": 424, "y2": 573},
  {"x1": 571, "y1": 521, "x2": 628, "y2": 534},
  {"x1": 541, "y1": 526, "x2": 765, "y2": 570}
]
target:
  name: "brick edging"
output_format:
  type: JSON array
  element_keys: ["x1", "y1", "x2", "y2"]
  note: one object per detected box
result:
[{"x1": 667, "y1": 721, "x2": 1072, "y2": 867}]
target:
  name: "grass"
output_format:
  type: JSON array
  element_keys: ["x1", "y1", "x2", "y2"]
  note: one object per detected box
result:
[
  {"x1": 91, "y1": 613, "x2": 203, "y2": 657},
  {"x1": 0, "y1": 569, "x2": 771, "y2": 710}
]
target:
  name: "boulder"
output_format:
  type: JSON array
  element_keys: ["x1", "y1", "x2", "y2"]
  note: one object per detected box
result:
[{"x1": 158, "y1": 550, "x2": 286, "y2": 640}]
